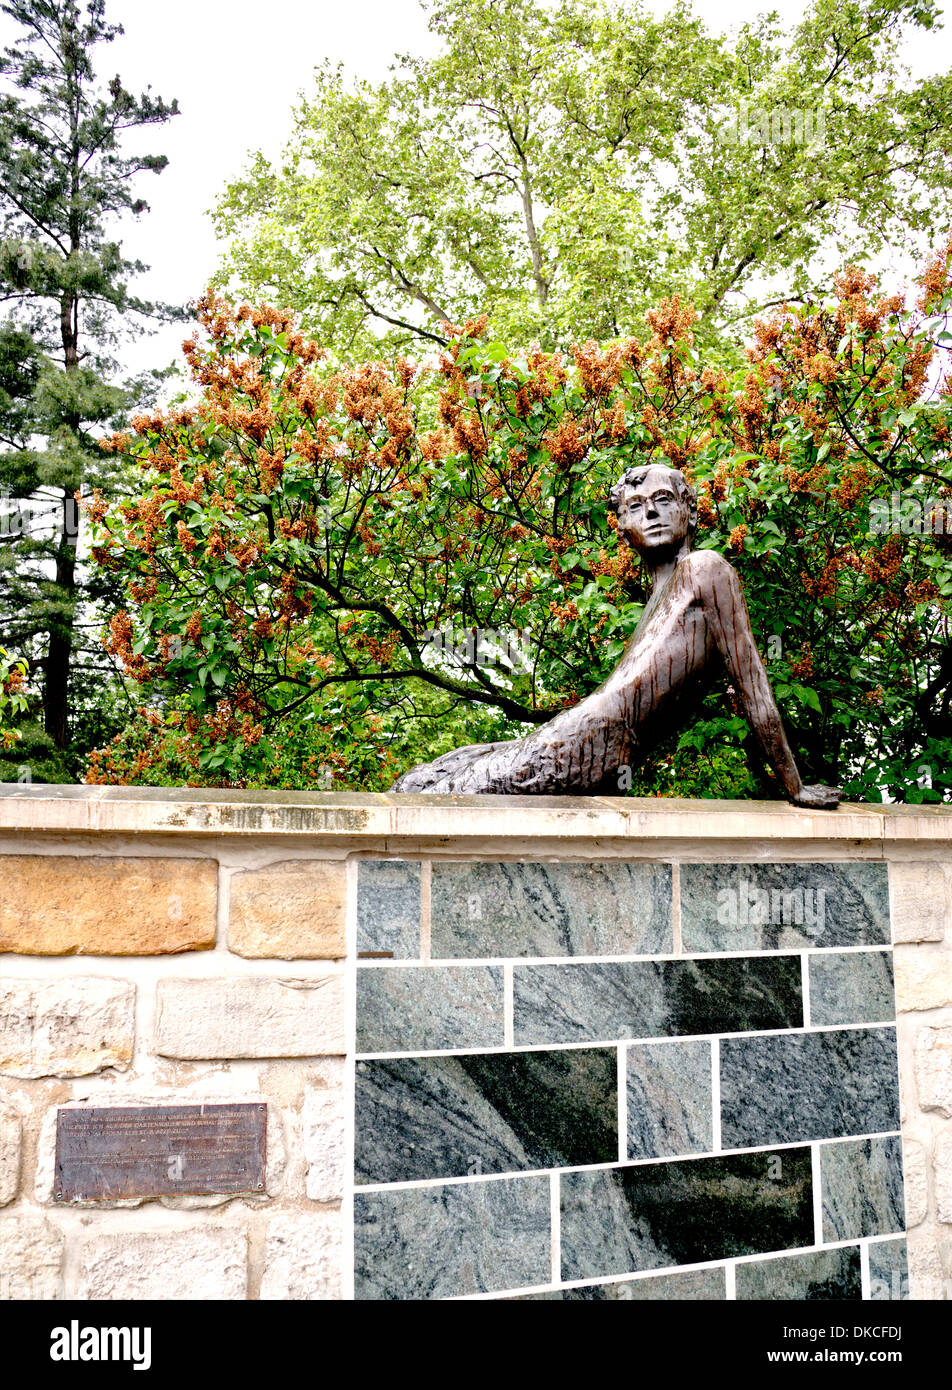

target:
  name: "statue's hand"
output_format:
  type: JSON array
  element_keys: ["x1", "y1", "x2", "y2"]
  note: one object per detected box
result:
[{"x1": 792, "y1": 784, "x2": 842, "y2": 810}]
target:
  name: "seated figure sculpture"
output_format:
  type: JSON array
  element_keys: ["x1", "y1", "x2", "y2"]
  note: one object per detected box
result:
[{"x1": 392, "y1": 462, "x2": 841, "y2": 808}]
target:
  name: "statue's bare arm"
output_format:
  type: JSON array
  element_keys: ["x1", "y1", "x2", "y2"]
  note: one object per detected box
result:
[{"x1": 693, "y1": 552, "x2": 840, "y2": 809}]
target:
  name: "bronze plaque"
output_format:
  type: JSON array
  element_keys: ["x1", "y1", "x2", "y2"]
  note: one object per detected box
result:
[{"x1": 55, "y1": 1103, "x2": 267, "y2": 1201}]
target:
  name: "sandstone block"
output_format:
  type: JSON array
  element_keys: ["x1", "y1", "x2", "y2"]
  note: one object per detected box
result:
[
  {"x1": 0, "y1": 977, "x2": 135, "y2": 1078},
  {"x1": 154, "y1": 977, "x2": 345, "y2": 1059},
  {"x1": 0, "y1": 855, "x2": 216, "y2": 954},
  {"x1": 889, "y1": 863, "x2": 947, "y2": 943},
  {"x1": 78, "y1": 1227, "x2": 247, "y2": 1300},
  {"x1": 895, "y1": 951, "x2": 952, "y2": 1012},
  {"x1": 902, "y1": 1138, "x2": 930, "y2": 1228},
  {"x1": 916, "y1": 1027, "x2": 952, "y2": 1118},
  {"x1": 229, "y1": 860, "x2": 346, "y2": 959},
  {"x1": 0, "y1": 1104, "x2": 21, "y2": 1205},
  {"x1": 259, "y1": 1210, "x2": 342, "y2": 1300},
  {"x1": 0, "y1": 1216, "x2": 63, "y2": 1299},
  {"x1": 906, "y1": 1229, "x2": 949, "y2": 1300},
  {"x1": 936, "y1": 1132, "x2": 952, "y2": 1224},
  {"x1": 303, "y1": 1085, "x2": 346, "y2": 1203}
]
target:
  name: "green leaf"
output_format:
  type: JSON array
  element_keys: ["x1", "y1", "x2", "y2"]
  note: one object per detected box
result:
[{"x1": 792, "y1": 683, "x2": 822, "y2": 713}]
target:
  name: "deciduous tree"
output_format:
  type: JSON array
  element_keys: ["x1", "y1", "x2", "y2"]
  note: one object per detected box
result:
[
  {"x1": 214, "y1": 0, "x2": 952, "y2": 359},
  {"x1": 88, "y1": 233, "x2": 952, "y2": 802}
]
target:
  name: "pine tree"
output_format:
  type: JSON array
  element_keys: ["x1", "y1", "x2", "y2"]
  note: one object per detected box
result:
[{"x1": 0, "y1": 0, "x2": 178, "y2": 774}]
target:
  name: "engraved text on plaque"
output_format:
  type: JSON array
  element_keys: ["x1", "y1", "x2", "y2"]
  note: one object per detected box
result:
[{"x1": 54, "y1": 1103, "x2": 267, "y2": 1200}]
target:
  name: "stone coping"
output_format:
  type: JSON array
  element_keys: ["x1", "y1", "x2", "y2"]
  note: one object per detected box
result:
[{"x1": 1, "y1": 783, "x2": 950, "y2": 844}]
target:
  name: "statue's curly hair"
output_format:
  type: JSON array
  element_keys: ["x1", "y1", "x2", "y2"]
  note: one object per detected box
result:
[{"x1": 609, "y1": 462, "x2": 697, "y2": 538}]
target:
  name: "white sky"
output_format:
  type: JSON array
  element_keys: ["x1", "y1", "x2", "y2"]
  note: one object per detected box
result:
[{"x1": 3, "y1": 0, "x2": 951, "y2": 381}]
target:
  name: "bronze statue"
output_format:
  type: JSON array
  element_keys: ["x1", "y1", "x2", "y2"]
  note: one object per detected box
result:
[{"x1": 392, "y1": 462, "x2": 841, "y2": 807}]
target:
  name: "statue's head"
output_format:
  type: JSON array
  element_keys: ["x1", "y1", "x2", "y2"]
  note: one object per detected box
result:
[{"x1": 609, "y1": 462, "x2": 696, "y2": 559}]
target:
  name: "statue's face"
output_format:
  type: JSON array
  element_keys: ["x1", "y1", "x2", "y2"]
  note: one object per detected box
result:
[{"x1": 615, "y1": 468, "x2": 691, "y2": 555}]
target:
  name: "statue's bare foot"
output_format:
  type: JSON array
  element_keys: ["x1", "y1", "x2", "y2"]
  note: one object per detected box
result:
[{"x1": 792, "y1": 784, "x2": 842, "y2": 809}]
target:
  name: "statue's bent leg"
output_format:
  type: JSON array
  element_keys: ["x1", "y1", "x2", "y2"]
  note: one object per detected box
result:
[
  {"x1": 390, "y1": 739, "x2": 517, "y2": 792},
  {"x1": 391, "y1": 563, "x2": 718, "y2": 796}
]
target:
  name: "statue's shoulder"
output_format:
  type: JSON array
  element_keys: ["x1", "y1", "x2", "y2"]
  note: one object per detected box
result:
[{"x1": 680, "y1": 548, "x2": 734, "y2": 578}]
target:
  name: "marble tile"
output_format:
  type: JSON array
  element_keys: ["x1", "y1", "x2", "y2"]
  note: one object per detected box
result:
[
  {"x1": 430, "y1": 860, "x2": 672, "y2": 958},
  {"x1": 356, "y1": 965, "x2": 503, "y2": 1053},
  {"x1": 720, "y1": 1027, "x2": 900, "y2": 1147},
  {"x1": 560, "y1": 1148, "x2": 813, "y2": 1281},
  {"x1": 513, "y1": 1267, "x2": 726, "y2": 1300},
  {"x1": 809, "y1": 951, "x2": 895, "y2": 1026},
  {"x1": 355, "y1": 1048, "x2": 618, "y2": 1184},
  {"x1": 356, "y1": 859, "x2": 421, "y2": 959},
  {"x1": 869, "y1": 1238, "x2": 910, "y2": 1300},
  {"x1": 354, "y1": 1176, "x2": 550, "y2": 1299},
  {"x1": 734, "y1": 1246, "x2": 862, "y2": 1300},
  {"x1": 681, "y1": 863, "x2": 890, "y2": 952},
  {"x1": 627, "y1": 1040, "x2": 713, "y2": 1158},
  {"x1": 514, "y1": 956, "x2": 802, "y2": 1045},
  {"x1": 821, "y1": 1136, "x2": 905, "y2": 1241}
]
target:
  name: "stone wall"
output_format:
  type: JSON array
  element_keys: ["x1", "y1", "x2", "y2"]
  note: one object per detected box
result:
[
  {"x1": 354, "y1": 859, "x2": 904, "y2": 1299},
  {"x1": 0, "y1": 787, "x2": 950, "y2": 1301},
  {"x1": 891, "y1": 861, "x2": 952, "y2": 1298},
  {"x1": 0, "y1": 808, "x2": 348, "y2": 1301}
]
